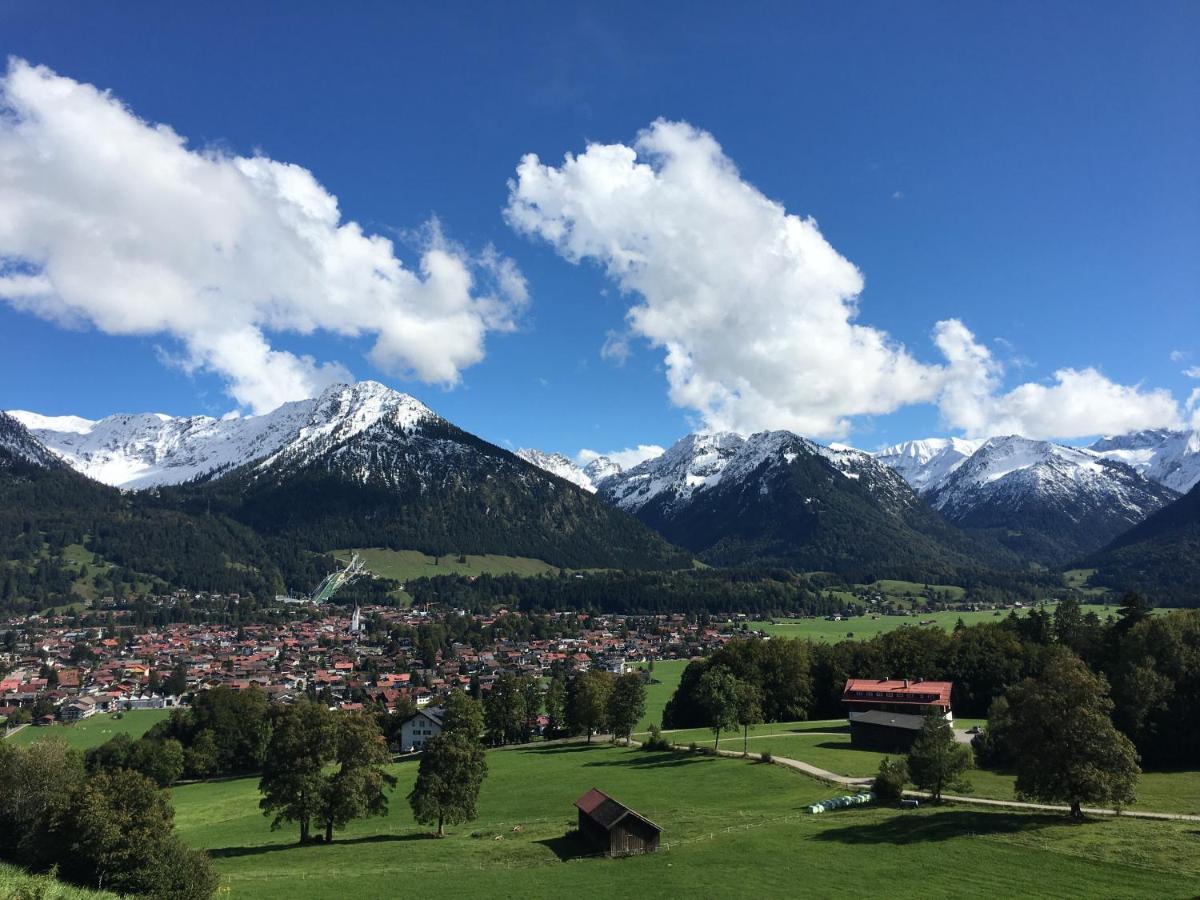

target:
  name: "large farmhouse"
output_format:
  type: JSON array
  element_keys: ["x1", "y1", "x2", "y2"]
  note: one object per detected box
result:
[
  {"x1": 399, "y1": 706, "x2": 444, "y2": 752},
  {"x1": 842, "y1": 678, "x2": 953, "y2": 751}
]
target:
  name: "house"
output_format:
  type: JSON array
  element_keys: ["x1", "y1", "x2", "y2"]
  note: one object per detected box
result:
[
  {"x1": 399, "y1": 707, "x2": 444, "y2": 752},
  {"x1": 842, "y1": 678, "x2": 953, "y2": 751},
  {"x1": 573, "y1": 788, "x2": 661, "y2": 857},
  {"x1": 61, "y1": 697, "x2": 97, "y2": 721}
]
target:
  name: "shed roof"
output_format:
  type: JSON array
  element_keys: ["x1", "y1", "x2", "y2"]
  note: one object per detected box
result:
[{"x1": 574, "y1": 788, "x2": 661, "y2": 833}]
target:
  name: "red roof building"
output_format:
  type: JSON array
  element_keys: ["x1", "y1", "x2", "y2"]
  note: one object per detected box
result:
[{"x1": 842, "y1": 678, "x2": 954, "y2": 752}]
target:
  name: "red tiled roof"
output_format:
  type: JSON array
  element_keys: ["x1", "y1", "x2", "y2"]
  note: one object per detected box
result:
[{"x1": 842, "y1": 679, "x2": 952, "y2": 705}]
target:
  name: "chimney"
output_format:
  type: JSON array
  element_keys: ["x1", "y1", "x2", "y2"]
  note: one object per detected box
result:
[{"x1": 903, "y1": 678, "x2": 909, "y2": 688}]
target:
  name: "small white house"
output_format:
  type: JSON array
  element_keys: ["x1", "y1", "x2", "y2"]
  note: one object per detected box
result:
[{"x1": 399, "y1": 707, "x2": 444, "y2": 752}]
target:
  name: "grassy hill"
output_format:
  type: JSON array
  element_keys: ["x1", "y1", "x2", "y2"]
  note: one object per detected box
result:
[
  {"x1": 5, "y1": 709, "x2": 172, "y2": 750},
  {"x1": 742, "y1": 602, "x2": 1120, "y2": 643},
  {"x1": 648, "y1": 719, "x2": 1200, "y2": 817},
  {"x1": 0, "y1": 863, "x2": 120, "y2": 900},
  {"x1": 168, "y1": 741, "x2": 1200, "y2": 898}
]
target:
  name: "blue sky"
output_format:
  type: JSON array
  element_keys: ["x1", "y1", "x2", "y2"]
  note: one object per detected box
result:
[{"x1": 0, "y1": 1, "x2": 1196, "y2": 458}]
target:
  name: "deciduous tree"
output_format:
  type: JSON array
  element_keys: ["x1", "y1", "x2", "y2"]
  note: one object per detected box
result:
[{"x1": 906, "y1": 708, "x2": 972, "y2": 801}]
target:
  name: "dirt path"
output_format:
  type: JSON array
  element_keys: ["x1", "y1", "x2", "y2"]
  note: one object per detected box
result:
[{"x1": 669, "y1": 741, "x2": 1200, "y2": 823}]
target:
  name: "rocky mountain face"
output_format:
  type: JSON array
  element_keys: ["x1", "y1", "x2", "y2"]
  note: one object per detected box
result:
[
  {"x1": 921, "y1": 436, "x2": 1179, "y2": 565},
  {"x1": 873, "y1": 437, "x2": 984, "y2": 495},
  {"x1": 588, "y1": 429, "x2": 997, "y2": 578},
  {"x1": 1088, "y1": 429, "x2": 1200, "y2": 494},
  {"x1": 515, "y1": 449, "x2": 597, "y2": 492},
  {"x1": 0, "y1": 411, "x2": 63, "y2": 470},
  {"x1": 6, "y1": 382, "x2": 691, "y2": 572}
]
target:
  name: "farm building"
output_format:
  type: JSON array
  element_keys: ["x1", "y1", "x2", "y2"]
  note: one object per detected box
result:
[
  {"x1": 843, "y1": 678, "x2": 953, "y2": 751},
  {"x1": 574, "y1": 788, "x2": 662, "y2": 857},
  {"x1": 398, "y1": 706, "x2": 443, "y2": 752}
]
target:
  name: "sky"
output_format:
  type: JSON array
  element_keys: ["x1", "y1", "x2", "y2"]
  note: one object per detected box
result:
[{"x1": 0, "y1": 1, "x2": 1197, "y2": 463}]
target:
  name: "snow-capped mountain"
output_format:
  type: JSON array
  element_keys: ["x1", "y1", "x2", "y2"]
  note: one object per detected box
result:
[
  {"x1": 515, "y1": 449, "x2": 597, "y2": 492},
  {"x1": 1088, "y1": 429, "x2": 1200, "y2": 494},
  {"x1": 0, "y1": 411, "x2": 63, "y2": 470},
  {"x1": 925, "y1": 435, "x2": 1179, "y2": 564},
  {"x1": 581, "y1": 455, "x2": 622, "y2": 486},
  {"x1": 7, "y1": 381, "x2": 431, "y2": 489},
  {"x1": 592, "y1": 429, "x2": 983, "y2": 573},
  {"x1": 874, "y1": 437, "x2": 984, "y2": 494}
]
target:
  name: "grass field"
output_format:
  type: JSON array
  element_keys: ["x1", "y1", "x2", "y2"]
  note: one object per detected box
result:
[
  {"x1": 627, "y1": 658, "x2": 689, "y2": 732},
  {"x1": 168, "y1": 741, "x2": 1200, "y2": 899},
  {"x1": 649, "y1": 719, "x2": 1200, "y2": 817},
  {"x1": 744, "y1": 602, "x2": 1120, "y2": 643},
  {"x1": 0, "y1": 862, "x2": 118, "y2": 899},
  {"x1": 335, "y1": 548, "x2": 560, "y2": 583},
  {"x1": 4, "y1": 709, "x2": 172, "y2": 750}
]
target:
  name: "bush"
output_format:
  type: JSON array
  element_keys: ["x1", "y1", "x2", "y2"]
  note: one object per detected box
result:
[
  {"x1": 873, "y1": 757, "x2": 908, "y2": 800},
  {"x1": 688, "y1": 741, "x2": 699, "y2": 752},
  {"x1": 640, "y1": 724, "x2": 671, "y2": 752},
  {"x1": 760, "y1": 751, "x2": 773, "y2": 764}
]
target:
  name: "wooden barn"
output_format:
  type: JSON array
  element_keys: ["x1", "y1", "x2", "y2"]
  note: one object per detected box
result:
[{"x1": 574, "y1": 788, "x2": 662, "y2": 857}]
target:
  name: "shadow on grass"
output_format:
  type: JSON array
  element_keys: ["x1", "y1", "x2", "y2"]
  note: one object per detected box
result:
[
  {"x1": 208, "y1": 833, "x2": 436, "y2": 859},
  {"x1": 519, "y1": 743, "x2": 608, "y2": 756},
  {"x1": 536, "y1": 830, "x2": 593, "y2": 861},
  {"x1": 583, "y1": 751, "x2": 710, "y2": 770},
  {"x1": 812, "y1": 810, "x2": 1061, "y2": 845}
]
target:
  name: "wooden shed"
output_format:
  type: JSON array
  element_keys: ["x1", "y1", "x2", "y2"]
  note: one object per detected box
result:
[{"x1": 574, "y1": 788, "x2": 662, "y2": 857}]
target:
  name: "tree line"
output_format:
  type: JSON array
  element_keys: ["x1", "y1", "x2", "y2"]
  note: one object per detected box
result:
[
  {"x1": 0, "y1": 738, "x2": 217, "y2": 899},
  {"x1": 664, "y1": 596, "x2": 1200, "y2": 769}
]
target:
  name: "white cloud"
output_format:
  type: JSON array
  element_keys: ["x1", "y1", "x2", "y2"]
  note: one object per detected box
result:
[
  {"x1": 936, "y1": 322, "x2": 1183, "y2": 438},
  {"x1": 600, "y1": 330, "x2": 631, "y2": 365},
  {"x1": 1170, "y1": 350, "x2": 1187, "y2": 363},
  {"x1": 1184, "y1": 366, "x2": 1200, "y2": 379},
  {"x1": 1189, "y1": 389, "x2": 1200, "y2": 430},
  {"x1": 0, "y1": 59, "x2": 525, "y2": 413},
  {"x1": 577, "y1": 444, "x2": 665, "y2": 469},
  {"x1": 506, "y1": 119, "x2": 942, "y2": 438},
  {"x1": 507, "y1": 119, "x2": 1186, "y2": 441}
]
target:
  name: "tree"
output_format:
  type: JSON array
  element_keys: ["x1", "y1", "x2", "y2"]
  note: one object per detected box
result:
[
  {"x1": 59, "y1": 768, "x2": 217, "y2": 900},
  {"x1": 607, "y1": 672, "x2": 646, "y2": 744},
  {"x1": 164, "y1": 661, "x2": 188, "y2": 698},
  {"x1": 258, "y1": 701, "x2": 336, "y2": 843},
  {"x1": 906, "y1": 708, "x2": 972, "y2": 801},
  {"x1": 408, "y1": 731, "x2": 488, "y2": 836},
  {"x1": 735, "y1": 680, "x2": 763, "y2": 757},
  {"x1": 483, "y1": 674, "x2": 527, "y2": 746},
  {"x1": 873, "y1": 757, "x2": 908, "y2": 800},
  {"x1": 567, "y1": 670, "x2": 612, "y2": 742},
  {"x1": 183, "y1": 729, "x2": 219, "y2": 780},
  {"x1": 441, "y1": 690, "x2": 485, "y2": 743},
  {"x1": 0, "y1": 737, "x2": 86, "y2": 870},
  {"x1": 128, "y1": 738, "x2": 185, "y2": 787},
  {"x1": 696, "y1": 666, "x2": 741, "y2": 750},
  {"x1": 971, "y1": 695, "x2": 1015, "y2": 768},
  {"x1": 545, "y1": 673, "x2": 567, "y2": 735},
  {"x1": 1005, "y1": 652, "x2": 1140, "y2": 818},
  {"x1": 519, "y1": 676, "x2": 542, "y2": 739},
  {"x1": 317, "y1": 714, "x2": 397, "y2": 842}
]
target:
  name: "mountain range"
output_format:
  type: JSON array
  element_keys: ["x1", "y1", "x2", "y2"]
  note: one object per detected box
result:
[{"x1": 6, "y1": 382, "x2": 1200, "y2": 601}]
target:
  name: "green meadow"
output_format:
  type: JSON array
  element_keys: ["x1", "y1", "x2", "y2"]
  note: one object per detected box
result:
[
  {"x1": 744, "y1": 602, "x2": 1120, "y2": 643},
  {"x1": 628, "y1": 657, "x2": 689, "y2": 732},
  {"x1": 5, "y1": 708, "x2": 172, "y2": 751},
  {"x1": 650, "y1": 720, "x2": 1200, "y2": 817},
  {"x1": 165, "y1": 741, "x2": 1200, "y2": 899}
]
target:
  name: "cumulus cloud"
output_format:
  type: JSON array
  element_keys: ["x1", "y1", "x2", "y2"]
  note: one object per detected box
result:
[
  {"x1": 577, "y1": 444, "x2": 665, "y2": 469},
  {"x1": 506, "y1": 119, "x2": 943, "y2": 437},
  {"x1": 934, "y1": 320, "x2": 1183, "y2": 437},
  {"x1": 0, "y1": 59, "x2": 525, "y2": 413},
  {"x1": 506, "y1": 119, "x2": 1185, "y2": 441},
  {"x1": 1184, "y1": 366, "x2": 1200, "y2": 379}
]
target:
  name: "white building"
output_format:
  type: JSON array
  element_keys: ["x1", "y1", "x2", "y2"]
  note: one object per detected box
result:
[{"x1": 399, "y1": 707, "x2": 444, "y2": 752}]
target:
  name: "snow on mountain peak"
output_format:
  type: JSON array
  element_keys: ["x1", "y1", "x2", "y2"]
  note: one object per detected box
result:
[
  {"x1": 515, "y1": 449, "x2": 596, "y2": 492},
  {"x1": 6, "y1": 380, "x2": 438, "y2": 489},
  {"x1": 1088, "y1": 428, "x2": 1200, "y2": 494},
  {"x1": 874, "y1": 437, "x2": 984, "y2": 494}
]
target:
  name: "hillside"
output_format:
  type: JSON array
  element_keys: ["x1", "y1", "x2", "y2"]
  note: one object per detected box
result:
[
  {"x1": 597, "y1": 431, "x2": 1015, "y2": 581},
  {"x1": 1086, "y1": 483, "x2": 1200, "y2": 605},
  {"x1": 164, "y1": 384, "x2": 690, "y2": 572}
]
